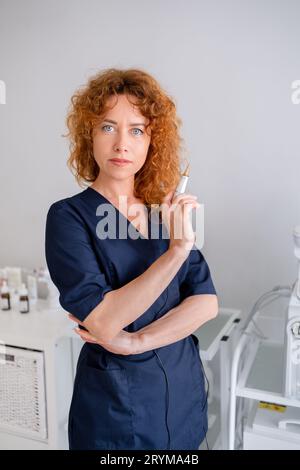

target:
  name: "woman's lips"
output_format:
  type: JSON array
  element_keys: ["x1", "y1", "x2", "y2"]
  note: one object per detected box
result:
[{"x1": 109, "y1": 159, "x2": 132, "y2": 166}]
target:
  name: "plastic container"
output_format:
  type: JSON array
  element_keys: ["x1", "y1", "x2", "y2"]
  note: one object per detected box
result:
[{"x1": 27, "y1": 274, "x2": 38, "y2": 301}]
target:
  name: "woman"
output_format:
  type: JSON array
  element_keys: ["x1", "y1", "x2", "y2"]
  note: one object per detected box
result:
[{"x1": 45, "y1": 67, "x2": 218, "y2": 450}]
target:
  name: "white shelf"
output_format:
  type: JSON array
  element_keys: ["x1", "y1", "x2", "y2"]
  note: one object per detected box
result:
[{"x1": 236, "y1": 340, "x2": 300, "y2": 408}]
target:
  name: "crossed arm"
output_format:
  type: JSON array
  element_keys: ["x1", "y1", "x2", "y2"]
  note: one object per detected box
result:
[
  {"x1": 67, "y1": 245, "x2": 218, "y2": 355},
  {"x1": 70, "y1": 293, "x2": 218, "y2": 355}
]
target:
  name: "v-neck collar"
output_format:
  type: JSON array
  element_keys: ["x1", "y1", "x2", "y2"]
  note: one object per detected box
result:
[{"x1": 85, "y1": 186, "x2": 151, "y2": 240}]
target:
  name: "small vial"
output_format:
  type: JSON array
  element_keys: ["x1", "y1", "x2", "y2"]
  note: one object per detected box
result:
[
  {"x1": 19, "y1": 283, "x2": 30, "y2": 313},
  {"x1": 1, "y1": 280, "x2": 11, "y2": 310}
]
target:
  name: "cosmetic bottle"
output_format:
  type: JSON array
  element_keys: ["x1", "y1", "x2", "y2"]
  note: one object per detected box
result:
[
  {"x1": 1, "y1": 280, "x2": 11, "y2": 311},
  {"x1": 6, "y1": 266, "x2": 22, "y2": 295},
  {"x1": 27, "y1": 274, "x2": 38, "y2": 301},
  {"x1": 19, "y1": 283, "x2": 30, "y2": 313}
]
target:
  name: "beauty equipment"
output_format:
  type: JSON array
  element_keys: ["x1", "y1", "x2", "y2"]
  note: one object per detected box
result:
[{"x1": 284, "y1": 225, "x2": 300, "y2": 399}]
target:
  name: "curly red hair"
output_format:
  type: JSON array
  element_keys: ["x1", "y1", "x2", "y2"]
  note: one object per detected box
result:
[{"x1": 65, "y1": 67, "x2": 187, "y2": 206}]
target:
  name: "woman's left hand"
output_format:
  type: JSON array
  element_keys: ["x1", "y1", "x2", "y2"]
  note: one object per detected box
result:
[{"x1": 68, "y1": 314, "x2": 139, "y2": 355}]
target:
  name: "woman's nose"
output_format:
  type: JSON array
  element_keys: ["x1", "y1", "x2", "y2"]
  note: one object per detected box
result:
[
  {"x1": 113, "y1": 143, "x2": 128, "y2": 153},
  {"x1": 113, "y1": 132, "x2": 129, "y2": 152}
]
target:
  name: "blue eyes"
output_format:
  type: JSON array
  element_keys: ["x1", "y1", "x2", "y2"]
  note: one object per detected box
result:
[{"x1": 101, "y1": 125, "x2": 144, "y2": 135}]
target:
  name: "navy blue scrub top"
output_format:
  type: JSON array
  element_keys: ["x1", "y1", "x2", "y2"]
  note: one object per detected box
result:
[{"x1": 45, "y1": 186, "x2": 217, "y2": 450}]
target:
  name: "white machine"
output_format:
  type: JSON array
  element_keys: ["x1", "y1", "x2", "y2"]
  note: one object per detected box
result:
[
  {"x1": 284, "y1": 225, "x2": 300, "y2": 399},
  {"x1": 229, "y1": 224, "x2": 300, "y2": 450}
]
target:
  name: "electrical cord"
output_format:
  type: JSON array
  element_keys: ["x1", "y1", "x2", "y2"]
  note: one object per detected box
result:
[
  {"x1": 240, "y1": 284, "x2": 293, "y2": 340},
  {"x1": 153, "y1": 349, "x2": 171, "y2": 450},
  {"x1": 153, "y1": 348, "x2": 210, "y2": 451}
]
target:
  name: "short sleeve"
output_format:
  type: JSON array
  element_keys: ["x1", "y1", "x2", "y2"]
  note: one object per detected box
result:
[
  {"x1": 45, "y1": 201, "x2": 113, "y2": 322},
  {"x1": 179, "y1": 244, "x2": 217, "y2": 301}
]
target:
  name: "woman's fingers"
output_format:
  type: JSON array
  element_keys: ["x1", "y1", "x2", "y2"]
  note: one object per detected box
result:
[
  {"x1": 161, "y1": 193, "x2": 199, "y2": 218},
  {"x1": 171, "y1": 193, "x2": 198, "y2": 206},
  {"x1": 73, "y1": 327, "x2": 96, "y2": 340},
  {"x1": 162, "y1": 191, "x2": 198, "y2": 207},
  {"x1": 74, "y1": 328, "x2": 98, "y2": 343},
  {"x1": 167, "y1": 193, "x2": 201, "y2": 252}
]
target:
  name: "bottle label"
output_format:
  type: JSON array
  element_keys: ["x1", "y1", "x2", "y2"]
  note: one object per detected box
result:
[
  {"x1": 20, "y1": 300, "x2": 29, "y2": 312},
  {"x1": 1, "y1": 298, "x2": 9, "y2": 310}
]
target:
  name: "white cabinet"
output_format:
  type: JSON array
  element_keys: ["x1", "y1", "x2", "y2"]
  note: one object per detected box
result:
[{"x1": 0, "y1": 300, "x2": 81, "y2": 449}]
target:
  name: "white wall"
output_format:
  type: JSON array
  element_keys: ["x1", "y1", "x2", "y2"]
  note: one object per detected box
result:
[{"x1": 0, "y1": 0, "x2": 299, "y2": 314}]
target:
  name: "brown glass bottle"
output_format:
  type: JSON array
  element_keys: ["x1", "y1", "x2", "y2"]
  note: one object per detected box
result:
[
  {"x1": 19, "y1": 283, "x2": 30, "y2": 313},
  {"x1": 1, "y1": 280, "x2": 11, "y2": 310}
]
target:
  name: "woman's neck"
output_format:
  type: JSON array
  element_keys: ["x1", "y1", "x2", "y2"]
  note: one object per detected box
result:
[{"x1": 90, "y1": 182, "x2": 142, "y2": 206}]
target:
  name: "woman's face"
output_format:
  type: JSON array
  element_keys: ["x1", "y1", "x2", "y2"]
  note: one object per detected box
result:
[{"x1": 92, "y1": 94, "x2": 151, "y2": 178}]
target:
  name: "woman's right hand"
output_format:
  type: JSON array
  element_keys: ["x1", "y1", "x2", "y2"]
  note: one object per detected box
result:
[{"x1": 161, "y1": 190, "x2": 200, "y2": 254}]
